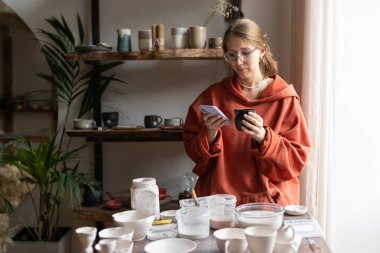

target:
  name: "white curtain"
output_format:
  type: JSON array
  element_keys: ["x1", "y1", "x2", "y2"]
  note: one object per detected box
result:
[{"x1": 295, "y1": 0, "x2": 380, "y2": 252}]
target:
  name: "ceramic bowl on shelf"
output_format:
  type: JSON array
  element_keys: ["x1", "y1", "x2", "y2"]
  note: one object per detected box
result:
[
  {"x1": 112, "y1": 210, "x2": 155, "y2": 241},
  {"x1": 105, "y1": 200, "x2": 123, "y2": 210},
  {"x1": 236, "y1": 203, "x2": 285, "y2": 230}
]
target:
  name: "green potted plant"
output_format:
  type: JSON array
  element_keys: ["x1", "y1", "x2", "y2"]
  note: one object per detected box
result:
[{"x1": 0, "y1": 14, "x2": 125, "y2": 252}]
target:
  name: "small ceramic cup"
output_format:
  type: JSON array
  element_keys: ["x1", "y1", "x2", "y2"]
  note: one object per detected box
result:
[
  {"x1": 208, "y1": 37, "x2": 223, "y2": 49},
  {"x1": 244, "y1": 226, "x2": 277, "y2": 253},
  {"x1": 214, "y1": 228, "x2": 248, "y2": 253},
  {"x1": 75, "y1": 226, "x2": 97, "y2": 248},
  {"x1": 234, "y1": 109, "x2": 256, "y2": 131},
  {"x1": 98, "y1": 239, "x2": 116, "y2": 253}
]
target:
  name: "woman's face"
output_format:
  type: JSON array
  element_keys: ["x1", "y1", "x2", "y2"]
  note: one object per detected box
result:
[{"x1": 224, "y1": 35, "x2": 263, "y2": 81}]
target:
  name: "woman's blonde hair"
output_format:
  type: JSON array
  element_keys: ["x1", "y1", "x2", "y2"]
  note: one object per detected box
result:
[{"x1": 223, "y1": 18, "x2": 278, "y2": 77}]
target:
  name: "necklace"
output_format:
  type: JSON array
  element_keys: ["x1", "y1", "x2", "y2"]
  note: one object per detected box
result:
[
  {"x1": 237, "y1": 78, "x2": 265, "y2": 100},
  {"x1": 237, "y1": 78, "x2": 264, "y2": 89}
]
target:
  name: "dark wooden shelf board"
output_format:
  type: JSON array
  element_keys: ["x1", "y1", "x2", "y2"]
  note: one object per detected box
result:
[
  {"x1": 0, "y1": 133, "x2": 51, "y2": 143},
  {"x1": 66, "y1": 129, "x2": 183, "y2": 142},
  {"x1": 66, "y1": 48, "x2": 224, "y2": 61}
]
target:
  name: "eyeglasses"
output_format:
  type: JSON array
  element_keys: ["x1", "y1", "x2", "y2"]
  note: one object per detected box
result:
[{"x1": 223, "y1": 48, "x2": 257, "y2": 63}]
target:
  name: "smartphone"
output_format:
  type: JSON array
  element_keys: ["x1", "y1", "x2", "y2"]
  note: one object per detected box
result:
[{"x1": 199, "y1": 105, "x2": 232, "y2": 125}]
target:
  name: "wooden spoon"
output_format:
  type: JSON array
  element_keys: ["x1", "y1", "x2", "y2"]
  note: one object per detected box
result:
[{"x1": 191, "y1": 189, "x2": 200, "y2": 206}]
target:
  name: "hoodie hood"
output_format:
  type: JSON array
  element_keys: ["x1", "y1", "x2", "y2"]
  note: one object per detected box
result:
[{"x1": 223, "y1": 75, "x2": 299, "y2": 104}]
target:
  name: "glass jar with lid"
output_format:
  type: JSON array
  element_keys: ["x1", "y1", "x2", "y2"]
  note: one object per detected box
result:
[{"x1": 130, "y1": 177, "x2": 160, "y2": 220}]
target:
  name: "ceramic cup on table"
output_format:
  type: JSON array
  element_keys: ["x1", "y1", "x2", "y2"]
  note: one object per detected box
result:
[
  {"x1": 274, "y1": 225, "x2": 297, "y2": 253},
  {"x1": 144, "y1": 115, "x2": 162, "y2": 128},
  {"x1": 244, "y1": 226, "x2": 277, "y2": 253},
  {"x1": 189, "y1": 26, "x2": 207, "y2": 49},
  {"x1": 234, "y1": 109, "x2": 256, "y2": 131},
  {"x1": 164, "y1": 117, "x2": 184, "y2": 127},
  {"x1": 98, "y1": 239, "x2": 116, "y2": 253},
  {"x1": 214, "y1": 228, "x2": 248, "y2": 253},
  {"x1": 75, "y1": 226, "x2": 97, "y2": 251}
]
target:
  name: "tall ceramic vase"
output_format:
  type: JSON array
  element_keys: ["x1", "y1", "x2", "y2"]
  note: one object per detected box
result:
[
  {"x1": 75, "y1": 226, "x2": 97, "y2": 253},
  {"x1": 189, "y1": 26, "x2": 207, "y2": 49}
]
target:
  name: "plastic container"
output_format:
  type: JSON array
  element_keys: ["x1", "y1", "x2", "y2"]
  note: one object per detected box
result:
[
  {"x1": 130, "y1": 177, "x2": 160, "y2": 220},
  {"x1": 176, "y1": 206, "x2": 210, "y2": 239},
  {"x1": 208, "y1": 194, "x2": 237, "y2": 229},
  {"x1": 179, "y1": 196, "x2": 209, "y2": 208}
]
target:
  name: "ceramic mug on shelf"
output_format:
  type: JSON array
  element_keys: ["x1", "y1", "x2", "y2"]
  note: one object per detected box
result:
[
  {"x1": 73, "y1": 119, "x2": 96, "y2": 130},
  {"x1": 144, "y1": 115, "x2": 163, "y2": 128},
  {"x1": 171, "y1": 27, "x2": 188, "y2": 49},
  {"x1": 102, "y1": 111, "x2": 119, "y2": 128},
  {"x1": 189, "y1": 26, "x2": 207, "y2": 49},
  {"x1": 164, "y1": 117, "x2": 184, "y2": 127},
  {"x1": 117, "y1": 28, "x2": 132, "y2": 52},
  {"x1": 138, "y1": 30, "x2": 152, "y2": 51},
  {"x1": 209, "y1": 37, "x2": 223, "y2": 49}
]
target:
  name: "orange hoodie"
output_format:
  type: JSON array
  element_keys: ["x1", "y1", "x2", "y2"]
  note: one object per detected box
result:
[{"x1": 183, "y1": 75, "x2": 311, "y2": 206}]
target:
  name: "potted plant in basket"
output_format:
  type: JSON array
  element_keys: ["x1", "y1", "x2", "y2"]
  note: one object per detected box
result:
[{"x1": 0, "y1": 14, "x2": 125, "y2": 252}]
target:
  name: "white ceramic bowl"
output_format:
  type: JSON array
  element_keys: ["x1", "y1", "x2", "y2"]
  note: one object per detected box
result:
[
  {"x1": 144, "y1": 238, "x2": 196, "y2": 253},
  {"x1": 236, "y1": 203, "x2": 285, "y2": 230},
  {"x1": 160, "y1": 210, "x2": 177, "y2": 222},
  {"x1": 95, "y1": 239, "x2": 134, "y2": 253},
  {"x1": 112, "y1": 210, "x2": 155, "y2": 241},
  {"x1": 98, "y1": 226, "x2": 134, "y2": 241}
]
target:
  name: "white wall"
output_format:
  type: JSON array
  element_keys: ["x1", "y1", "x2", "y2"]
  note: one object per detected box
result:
[{"x1": 4, "y1": 0, "x2": 293, "y2": 250}]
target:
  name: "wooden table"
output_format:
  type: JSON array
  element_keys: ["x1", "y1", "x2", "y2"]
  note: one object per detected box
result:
[{"x1": 132, "y1": 213, "x2": 332, "y2": 253}]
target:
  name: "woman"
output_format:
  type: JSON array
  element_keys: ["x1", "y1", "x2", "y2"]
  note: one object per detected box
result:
[{"x1": 183, "y1": 18, "x2": 311, "y2": 206}]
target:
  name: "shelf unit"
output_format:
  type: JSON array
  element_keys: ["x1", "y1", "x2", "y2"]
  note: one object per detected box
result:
[
  {"x1": 67, "y1": 0, "x2": 224, "y2": 224},
  {"x1": 0, "y1": 12, "x2": 57, "y2": 140}
]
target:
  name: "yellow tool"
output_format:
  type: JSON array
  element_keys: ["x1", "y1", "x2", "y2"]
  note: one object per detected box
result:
[{"x1": 153, "y1": 218, "x2": 172, "y2": 225}]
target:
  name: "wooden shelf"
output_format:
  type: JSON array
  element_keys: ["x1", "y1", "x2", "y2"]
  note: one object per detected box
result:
[
  {"x1": 66, "y1": 128, "x2": 183, "y2": 142},
  {"x1": 0, "y1": 132, "x2": 51, "y2": 143},
  {"x1": 66, "y1": 48, "x2": 224, "y2": 61}
]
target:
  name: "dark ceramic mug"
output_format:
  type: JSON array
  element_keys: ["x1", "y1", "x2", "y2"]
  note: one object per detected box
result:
[
  {"x1": 102, "y1": 111, "x2": 119, "y2": 128},
  {"x1": 144, "y1": 115, "x2": 163, "y2": 128},
  {"x1": 234, "y1": 109, "x2": 256, "y2": 131}
]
